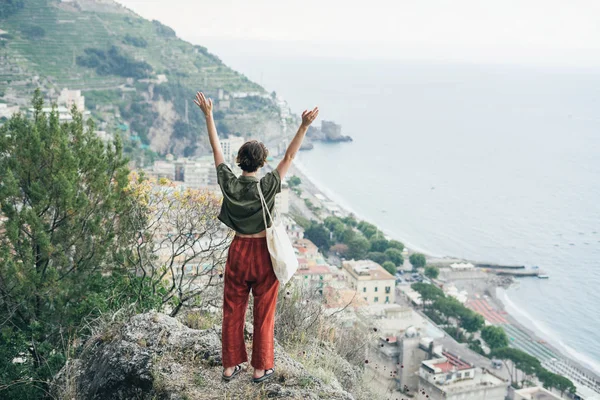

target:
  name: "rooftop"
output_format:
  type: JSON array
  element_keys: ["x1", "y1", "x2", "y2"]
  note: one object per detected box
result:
[
  {"x1": 433, "y1": 352, "x2": 472, "y2": 373},
  {"x1": 343, "y1": 260, "x2": 395, "y2": 281},
  {"x1": 297, "y1": 264, "x2": 332, "y2": 275},
  {"x1": 514, "y1": 386, "x2": 562, "y2": 400}
]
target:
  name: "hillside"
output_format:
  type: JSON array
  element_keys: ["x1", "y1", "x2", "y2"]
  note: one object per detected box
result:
[{"x1": 0, "y1": 0, "x2": 292, "y2": 160}]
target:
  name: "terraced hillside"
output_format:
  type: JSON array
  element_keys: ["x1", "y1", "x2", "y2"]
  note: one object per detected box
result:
[{"x1": 0, "y1": 0, "x2": 288, "y2": 159}]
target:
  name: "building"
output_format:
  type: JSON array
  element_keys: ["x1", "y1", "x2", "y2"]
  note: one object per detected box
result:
[
  {"x1": 282, "y1": 215, "x2": 304, "y2": 240},
  {"x1": 367, "y1": 329, "x2": 441, "y2": 397},
  {"x1": 275, "y1": 183, "x2": 290, "y2": 214},
  {"x1": 293, "y1": 264, "x2": 334, "y2": 294},
  {"x1": 29, "y1": 106, "x2": 90, "y2": 122},
  {"x1": 417, "y1": 353, "x2": 508, "y2": 400},
  {"x1": 220, "y1": 137, "x2": 245, "y2": 165},
  {"x1": 293, "y1": 238, "x2": 320, "y2": 260},
  {"x1": 342, "y1": 260, "x2": 396, "y2": 305},
  {"x1": 57, "y1": 88, "x2": 85, "y2": 111},
  {"x1": 0, "y1": 103, "x2": 20, "y2": 119},
  {"x1": 152, "y1": 161, "x2": 175, "y2": 180},
  {"x1": 512, "y1": 386, "x2": 562, "y2": 400},
  {"x1": 183, "y1": 159, "x2": 217, "y2": 188}
]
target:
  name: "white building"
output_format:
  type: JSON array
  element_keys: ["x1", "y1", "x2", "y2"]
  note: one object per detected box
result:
[
  {"x1": 282, "y1": 215, "x2": 304, "y2": 239},
  {"x1": 152, "y1": 161, "x2": 175, "y2": 180},
  {"x1": 0, "y1": 103, "x2": 19, "y2": 119},
  {"x1": 275, "y1": 184, "x2": 290, "y2": 214},
  {"x1": 220, "y1": 137, "x2": 245, "y2": 165},
  {"x1": 512, "y1": 386, "x2": 562, "y2": 400},
  {"x1": 58, "y1": 88, "x2": 85, "y2": 111},
  {"x1": 417, "y1": 354, "x2": 508, "y2": 400},
  {"x1": 182, "y1": 158, "x2": 217, "y2": 188},
  {"x1": 343, "y1": 260, "x2": 396, "y2": 305}
]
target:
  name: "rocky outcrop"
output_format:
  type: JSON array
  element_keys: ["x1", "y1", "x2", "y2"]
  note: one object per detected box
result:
[
  {"x1": 52, "y1": 312, "x2": 356, "y2": 400},
  {"x1": 307, "y1": 121, "x2": 353, "y2": 144}
]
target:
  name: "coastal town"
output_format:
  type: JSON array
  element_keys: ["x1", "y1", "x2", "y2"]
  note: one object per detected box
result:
[
  {"x1": 3, "y1": 83, "x2": 599, "y2": 399},
  {"x1": 136, "y1": 137, "x2": 600, "y2": 400}
]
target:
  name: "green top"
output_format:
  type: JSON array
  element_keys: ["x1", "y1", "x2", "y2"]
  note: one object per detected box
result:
[{"x1": 217, "y1": 163, "x2": 282, "y2": 234}]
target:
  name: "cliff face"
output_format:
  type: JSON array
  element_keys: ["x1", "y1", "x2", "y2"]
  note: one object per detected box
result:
[{"x1": 52, "y1": 312, "x2": 357, "y2": 400}]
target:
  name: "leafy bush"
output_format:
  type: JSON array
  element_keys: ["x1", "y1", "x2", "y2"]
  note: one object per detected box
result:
[
  {"x1": 123, "y1": 34, "x2": 148, "y2": 48},
  {"x1": 77, "y1": 46, "x2": 152, "y2": 78},
  {"x1": 424, "y1": 265, "x2": 439, "y2": 279},
  {"x1": 0, "y1": 0, "x2": 24, "y2": 18},
  {"x1": 20, "y1": 24, "x2": 45, "y2": 39},
  {"x1": 409, "y1": 253, "x2": 426, "y2": 269},
  {"x1": 153, "y1": 20, "x2": 176, "y2": 37}
]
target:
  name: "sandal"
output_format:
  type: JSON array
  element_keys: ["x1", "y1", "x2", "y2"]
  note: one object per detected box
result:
[
  {"x1": 252, "y1": 367, "x2": 275, "y2": 383},
  {"x1": 222, "y1": 364, "x2": 243, "y2": 382}
]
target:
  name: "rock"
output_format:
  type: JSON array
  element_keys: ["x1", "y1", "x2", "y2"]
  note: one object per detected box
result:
[
  {"x1": 52, "y1": 312, "x2": 355, "y2": 400},
  {"x1": 305, "y1": 121, "x2": 352, "y2": 145}
]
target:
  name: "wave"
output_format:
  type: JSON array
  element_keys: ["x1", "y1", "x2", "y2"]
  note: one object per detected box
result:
[{"x1": 498, "y1": 288, "x2": 600, "y2": 376}]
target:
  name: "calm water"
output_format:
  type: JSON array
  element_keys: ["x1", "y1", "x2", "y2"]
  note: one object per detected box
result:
[{"x1": 210, "y1": 47, "x2": 600, "y2": 372}]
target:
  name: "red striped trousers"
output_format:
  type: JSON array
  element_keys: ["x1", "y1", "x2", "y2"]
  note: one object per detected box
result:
[{"x1": 222, "y1": 236, "x2": 279, "y2": 370}]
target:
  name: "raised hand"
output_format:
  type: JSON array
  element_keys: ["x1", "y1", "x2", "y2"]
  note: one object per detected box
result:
[
  {"x1": 301, "y1": 107, "x2": 319, "y2": 128},
  {"x1": 194, "y1": 91, "x2": 213, "y2": 117}
]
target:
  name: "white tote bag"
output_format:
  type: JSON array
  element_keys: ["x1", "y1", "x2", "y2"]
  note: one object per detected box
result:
[{"x1": 257, "y1": 181, "x2": 298, "y2": 285}]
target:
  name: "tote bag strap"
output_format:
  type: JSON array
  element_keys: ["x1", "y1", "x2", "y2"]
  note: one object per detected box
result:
[{"x1": 256, "y1": 181, "x2": 273, "y2": 229}]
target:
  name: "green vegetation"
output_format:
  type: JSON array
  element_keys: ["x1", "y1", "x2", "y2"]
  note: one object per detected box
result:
[
  {"x1": 0, "y1": 92, "x2": 230, "y2": 399},
  {"x1": 412, "y1": 282, "x2": 483, "y2": 333},
  {"x1": 123, "y1": 34, "x2": 148, "y2": 48},
  {"x1": 288, "y1": 176, "x2": 302, "y2": 187},
  {"x1": 481, "y1": 325, "x2": 509, "y2": 350},
  {"x1": 0, "y1": 0, "x2": 24, "y2": 18},
  {"x1": 77, "y1": 46, "x2": 153, "y2": 78},
  {"x1": 20, "y1": 24, "x2": 45, "y2": 40},
  {"x1": 409, "y1": 253, "x2": 426, "y2": 269},
  {"x1": 385, "y1": 248, "x2": 404, "y2": 266},
  {"x1": 382, "y1": 261, "x2": 397, "y2": 275},
  {"x1": 424, "y1": 265, "x2": 439, "y2": 279},
  {"x1": 0, "y1": 0, "x2": 276, "y2": 158},
  {"x1": 307, "y1": 216, "x2": 407, "y2": 268},
  {"x1": 0, "y1": 91, "x2": 156, "y2": 399}
]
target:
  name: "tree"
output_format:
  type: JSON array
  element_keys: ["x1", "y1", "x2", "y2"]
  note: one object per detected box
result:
[
  {"x1": 538, "y1": 369, "x2": 576, "y2": 396},
  {"x1": 409, "y1": 253, "x2": 426, "y2": 269},
  {"x1": 382, "y1": 261, "x2": 397, "y2": 275},
  {"x1": 370, "y1": 237, "x2": 390, "y2": 253},
  {"x1": 329, "y1": 243, "x2": 349, "y2": 256},
  {"x1": 388, "y1": 240, "x2": 405, "y2": 251},
  {"x1": 324, "y1": 216, "x2": 346, "y2": 242},
  {"x1": 481, "y1": 326, "x2": 509, "y2": 350},
  {"x1": 346, "y1": 236, "x2": 371, "y2": 260},
  {"x1": 288, "y1": 176, "x2": 302, "y2": 187},
  {"x1": 367, "y1": 252, "x2": 388, "y2": 265},
  {"x1": 424, "y1": 265, "x2": 440, "y2": 279},
  {"x1": 0, "y1": 91, "x2": 141, "y2": 398},
  {"x1": 123, "y1": 176, "x2": 231, "y2": 317},
  {"x1": 305, "y1": 222, "x2": 331, "y2": 251},
  {"x1": 411, "y1": 283, "x2": 445, "y2": 303},
  {"x1": 342, "y1": 215, "x2": 358, "y2": 227},
  {"x1": 357, "y1": 221, "x2": 378, "y2": 239},
  {"x1": 341, "y1": 227, "x2": 357, "y2": 244},
  {"x1": 385, "y1": 248, "x2": 404, "y2": 266},
  {"x1": 460, "y1": 311, "x2": 484, "y2": 333},
  {"x1": 491, "y1": 347, "x2": 541, "y2": 386}
]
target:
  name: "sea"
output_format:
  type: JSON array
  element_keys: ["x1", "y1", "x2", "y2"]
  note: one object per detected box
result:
[{"x1": 205, "y1": 42, "x2": 600, "y2": 374}]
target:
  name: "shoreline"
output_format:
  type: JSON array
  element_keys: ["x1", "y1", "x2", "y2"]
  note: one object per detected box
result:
[{"x1": 281, "y1": 159, "x2": 600, "y2": 393}]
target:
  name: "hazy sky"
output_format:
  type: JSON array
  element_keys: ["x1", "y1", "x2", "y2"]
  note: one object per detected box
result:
[{"x1": 116, "y1": 0, "x2": 600, "y2": 65}]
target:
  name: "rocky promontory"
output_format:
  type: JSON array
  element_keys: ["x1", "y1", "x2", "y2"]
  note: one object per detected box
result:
[
  {"x1": 52, "y1": 312, "x2": 359, "y2": 400},
  {"x1": 301, "y1": 120, "x2": 352, "y2": 150}
]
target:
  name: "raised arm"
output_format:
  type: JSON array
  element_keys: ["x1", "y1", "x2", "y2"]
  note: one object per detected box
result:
[
  {"x1": 276, "y1": 107, "x2": 319, "y2": 179},
  {"x1": 194, "y1": 91, "x2": 225, "y2": 168}
]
